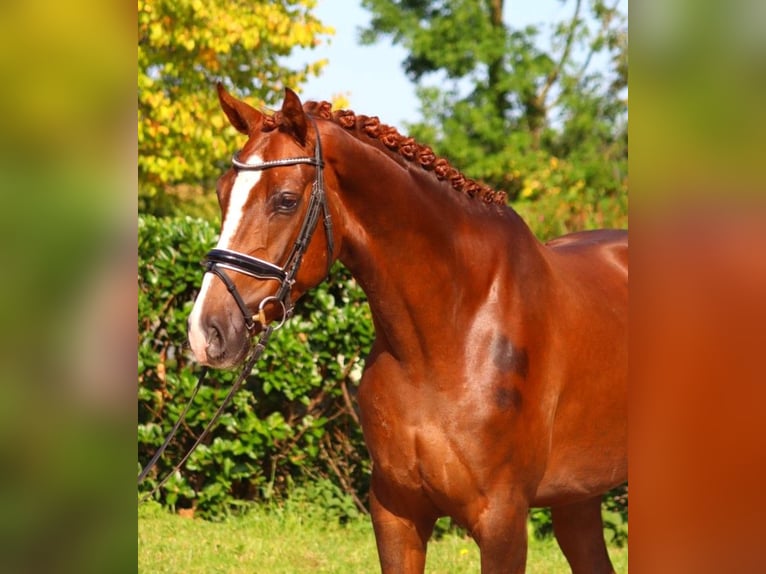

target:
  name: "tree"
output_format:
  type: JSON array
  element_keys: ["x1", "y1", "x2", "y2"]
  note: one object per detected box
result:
[
  {"x1": 138, "y1": 0, "x2": 333, "y2": 216},
  {"x1": 360, "y1": 0, "x2": 627, "y2": 235}
]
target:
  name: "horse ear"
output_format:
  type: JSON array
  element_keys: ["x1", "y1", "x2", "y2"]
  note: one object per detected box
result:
[
  {"x1": 280, "y1": 88, "x2": 308, "y2": 145},
  {"x1": 216, "y1": 82, "x2": 262, "y2": 135}
]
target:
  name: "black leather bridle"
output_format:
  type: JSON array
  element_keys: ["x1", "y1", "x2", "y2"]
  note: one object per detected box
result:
[{"x1": 204, "y1": 118, "x2": 334, "y2": 331}]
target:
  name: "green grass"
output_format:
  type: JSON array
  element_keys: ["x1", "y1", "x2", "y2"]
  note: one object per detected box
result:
[{"x1": 138, "y1": 502, "x2": 627, "y2": 573}]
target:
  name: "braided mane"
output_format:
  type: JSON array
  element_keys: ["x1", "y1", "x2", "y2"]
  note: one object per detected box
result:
[{"x1": 262, "y1": 101, "x2": 507, "y2": 206}]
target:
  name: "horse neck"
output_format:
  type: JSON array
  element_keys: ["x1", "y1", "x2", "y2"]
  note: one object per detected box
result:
[{"x1": 324, "y1": 124, "x2": 548, "y2": 372}]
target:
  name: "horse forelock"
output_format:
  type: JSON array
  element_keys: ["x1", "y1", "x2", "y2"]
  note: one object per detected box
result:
[{"x1": 260, "y1": 100, "x2": 508, "y2": 207}]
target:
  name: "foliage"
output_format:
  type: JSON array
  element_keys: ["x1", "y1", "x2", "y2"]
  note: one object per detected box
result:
[
  {"x1": 513, "y1": 180, "x2": 628, "y2": 240},
  {"x1": 360, "y1": 0, "x2": 627, "y2": 234},
  {"x1": 138, "y1": 215, "x2": 373, "y2": 519},
  {"x1": 138, "y1": 0, "x2": 333, "y2": 217},
  {"x1": 603, "y1": 483, "x2": 629, "y2": 547}
]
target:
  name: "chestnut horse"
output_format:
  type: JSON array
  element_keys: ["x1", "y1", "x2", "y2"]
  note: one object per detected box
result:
[{"x1": 188, "y1": 85, "x2": 628, "y2": 573}]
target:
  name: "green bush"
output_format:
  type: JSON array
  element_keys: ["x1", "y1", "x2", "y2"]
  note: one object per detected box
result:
[{"x1": 137, "y1": 214, "x2": 626, "y2": 541}]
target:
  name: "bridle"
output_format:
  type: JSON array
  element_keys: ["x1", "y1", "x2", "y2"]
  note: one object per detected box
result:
[
  {"x1": 138, "y1": 118, "x2": 333, "y2": 497},
  {"x1": 204, "y1": 117, "x2": 334, "y2": 331}
]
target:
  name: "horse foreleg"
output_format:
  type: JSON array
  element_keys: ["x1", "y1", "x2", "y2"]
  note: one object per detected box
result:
[
  {"x1": 551, "y1": 496, "x2": 616, "y2": 574},
  {"x1": 471, "y1": 497, "x2": 530, "y2": 574},
  {"x1": 369, "y1": 482, "x2": 436, "y2": 574}
]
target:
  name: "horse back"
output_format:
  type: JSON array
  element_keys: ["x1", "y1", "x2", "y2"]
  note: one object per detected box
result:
[{"x1": 546, "y1": 228, "x2": 627, "y2": 278}]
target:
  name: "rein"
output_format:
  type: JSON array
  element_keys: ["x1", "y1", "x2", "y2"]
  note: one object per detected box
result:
[
  {"x1": 137, "y1": 330, "x2": 270, "y2": 502},
  {"x1": 138, "y1": 118, "x2": 333, "y2": 500}
]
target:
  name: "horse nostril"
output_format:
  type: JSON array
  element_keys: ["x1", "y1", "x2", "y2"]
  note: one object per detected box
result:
[{"x1": 205, "y1": 320, "x2": 225, "y2": 360}]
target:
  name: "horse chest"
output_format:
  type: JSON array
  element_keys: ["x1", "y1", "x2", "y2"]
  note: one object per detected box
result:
[
  {"x1": 359, "y1": 383, "x2": 491, "y2": 509},
  {"x1": 372, "y1": 418, "x2": 481, "y2": 505}
]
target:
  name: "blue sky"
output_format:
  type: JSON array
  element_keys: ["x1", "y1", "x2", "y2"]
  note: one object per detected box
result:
[{"x1": 286, "y1": 0, "x2": 627, "y2": 131}]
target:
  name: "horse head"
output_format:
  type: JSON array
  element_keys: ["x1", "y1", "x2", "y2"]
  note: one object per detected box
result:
[{"x1": 188, "y1": 85, "x2": 336, "y2": 368}]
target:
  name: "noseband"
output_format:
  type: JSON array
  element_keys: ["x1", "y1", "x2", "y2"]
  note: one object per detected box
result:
[{"x1": 204, "y1": 119, "x2": 334, "y2": 331}]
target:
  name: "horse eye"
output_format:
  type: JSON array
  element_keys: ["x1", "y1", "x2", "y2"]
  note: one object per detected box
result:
[{"x1": 275, "y1": 192, "x2": 299, "y2": 213}]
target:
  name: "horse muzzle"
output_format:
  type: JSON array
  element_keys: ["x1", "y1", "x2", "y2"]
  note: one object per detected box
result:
[{"x1": 188, "y1": 307, "x2": 251, "y2": 369}]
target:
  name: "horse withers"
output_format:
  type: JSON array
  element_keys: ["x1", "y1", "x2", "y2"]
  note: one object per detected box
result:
[{"x1": 188, "y1": 85, "x2": 628, "y2": 573}]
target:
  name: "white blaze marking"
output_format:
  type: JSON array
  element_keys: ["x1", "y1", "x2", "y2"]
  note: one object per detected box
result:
[
  {"x1": 188, "y1": 274, "x2": 215, "y2": 359},
  {"x1": 217, "y1": 155, "x2": 264, "y2": 248},
  {"x1": 188, "y1": 152, "x2": 263, "y2": 360}
]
